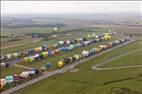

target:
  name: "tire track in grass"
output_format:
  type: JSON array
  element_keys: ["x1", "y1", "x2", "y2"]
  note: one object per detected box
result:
[{"x1": 92, "y1": 49, "x2": 142, "y2": 71}]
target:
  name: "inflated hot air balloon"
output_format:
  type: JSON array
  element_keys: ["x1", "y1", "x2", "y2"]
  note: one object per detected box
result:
[
  {"x1": 13, "y1": 74, "x2": 22, "y2": 82},
  {"x1": 87, "y1": 34, "x2": 91, "y2": 39},
  {"x1": 5, "y1": 75, "x2": 14, "y2": 84},
  {"x1": 40, "y1": 66, "x2": 47, "y2": 71},
  {"x1": 57, "y1": 61, "x2": 64, "y2": 68},
  {"x1": 68, "y1": 57, "x2": 73, "y2": 63},
  {"x1": 82, "y1": 50, "x2": 89, "y2": 57},
  {"x1": 27, "y1": 69, "x2": 35, "y2": 75},
  {"x1": 6, "y1": 54, "x2": 12, "y2": 60},
  {"x1": 24, "y1": 57, "x2": 29, "y2": 63},
  {"x1": 0, "y1": 79, "x2": 6, "y2": 91},
  {"x1": 104, "y1": 33, "x2": 111, "y2": 40},
  {"x1": 91, "y1": 33, "x2": 95, "y2": 38},
  {"x1": 54, "y1": 49, "x2": 60, "y2": 54},
  {"x1": 58, "y1": 41, "x2": 64, "y2": 46},
  {"x1": 95, "y1": 35, "x2": 99, "y2": 39},
  {"x1": 53, "y1": 27, "x2": 59, "y2": 32},
  {"x1": 20, "y1": 72, "x2": 29, "y2": 78},
  {"x1": 12, "y1": 53, "x2": 18, "y2": 58},
  {"x1": 28, "y1": 49, "x2": 34, "y2": 55},
  {"x1": 63, "y1": 58, "x2": 70, "y2": 65},
  {"x1": 45, "y1": 62, "x2": 52, "y2": 70},
  {"x1": 34, "y1": 47, "x2": 42, "y2": 53},
  {"x1": 96, "y1": 47, "x2": 101, "y2": 53},
  {"x1": 68, "y1": 44, "x2": 74, "y2": 50},
  {"x1": 65, "y1": 40, "x2": 71, "y2": 45},
  {"x1": 40, "y1": 52, "x2": 45, "y2": 58},
  {"x1": 28, "y1": 56, "x2": 34, "y2": 63},
  {"x1": 73, "y1": 54, "x2": 80, "y2": 61},
  {"x1": 44, "y1": 51, "x2": 48, "y2": 57},
  {"x1": 41, "y1": 45, "x2": 48, "y2": 51},
  {"x1": 0, "y1": 63, "x2": 6, "y2": 68},
  {"x1": 34, "y1": 54, "x2": 40, "y2": 61}
]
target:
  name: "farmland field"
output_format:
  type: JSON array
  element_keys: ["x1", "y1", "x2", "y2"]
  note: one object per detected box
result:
[
  {"x1": 12, "y1": 40, "x2": 142, "y2": 94},
  {"x1": 1, "y1": 27, "x2": 108, "y2": 55},
  {"x1": 1, "y1": 12, "x2": 141, "y2": 94}
]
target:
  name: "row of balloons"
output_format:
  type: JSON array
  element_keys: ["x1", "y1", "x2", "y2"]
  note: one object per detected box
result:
[
  {"x1": 1, "y1": 32, "x2": 112, "y2": 62},
  {"x1": 0, "y1": 36, "x2": 131, "y2": 91},
  {"x1": 56, "y1": 37, "x2": 130, "y2": 68},
  {"x1": 0, "y1": 33, "x2": 112, "y2": 68},
  {"x1": 22, "y1": 33, "x2": 112, "y2": 64}
]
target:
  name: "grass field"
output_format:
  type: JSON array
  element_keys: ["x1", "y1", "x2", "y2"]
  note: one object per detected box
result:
[
  {"x1": 101, "y1": 49, "x2": 142, "y2": 67},
  {"x1": 12, "y1": 40, "x2": 142, "y2": 94},
  {"x1": 1, "y1": 27, "x2": 108, "y2": 55}
]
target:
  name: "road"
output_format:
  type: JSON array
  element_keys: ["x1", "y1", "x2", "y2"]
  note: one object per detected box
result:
[
  {"x1": 92, "y1": 48, "x2": 142, "y2": 70},
  {"x1": 14, "y1": 64, "x2": 33, "y2": 70},
  {"x1": 1, "y1": 40, "x2": 134, "y2": 94}
]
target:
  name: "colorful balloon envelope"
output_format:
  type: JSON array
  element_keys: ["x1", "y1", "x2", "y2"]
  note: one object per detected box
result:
[
  {"x1": 0, "y1": 79, "x2": 6, "y2": 90},
  {"x1": 12, "y1": 53, "x2": 18, "y2": 58},
  {"x1": 45, "y1": 62, "x2": 52, "y2": 69},
  {"x1": 6, "y1": 54, "x2": 12, "y2": 59},
  {"x1": 28, "y1": 56, "x2": 34, "y2": 63},
  {"x1": 40, "y1": 66, "x2": 47, "y2": 71},
  {"x1": 24, "y1": 57, "x2": 29, "y2": 63},
  {"x1": 20, "y1": 72, "x2": 29, "y2": 78},
  {"x1": 57, "y1": 61, "x2": 64, "y2": 68},
  {"x1": 5, "y1": 75, "x2": 14, "y2": 83}
]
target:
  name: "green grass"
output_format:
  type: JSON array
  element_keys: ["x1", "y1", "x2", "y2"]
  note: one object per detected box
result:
[
  {"x1": 1, "y1": 32, "x2": 91, "y2": 55},
  {"x1": 12, "y1": 40, "x2": 142, "y2": 94},
  {"x1": 1, "y1": 25, "x2": 113, "y2": 55},
  {"x1": 101, "y1": 49, "x2": 142, "y2": 67},
  {"x1": 0, "y1": 67, "x2": 25, "y2": 78}
]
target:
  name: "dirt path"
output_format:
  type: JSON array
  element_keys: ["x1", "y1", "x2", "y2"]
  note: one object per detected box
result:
[
  {"x1": 92, "y1": 49, "x2": 142, "y2": 71},
  {"x1": 1, "y1": 40, "x2": 134, "y2": 94},
  {"x1": 14, "y1": 64, "x2": 33, "y2": 70},
  {"x1": 93, "y1": 65, "x2": 142, "y2": 70},
  {"x1": 1, "y1": 38, "x2": 42, "y2": 50}
]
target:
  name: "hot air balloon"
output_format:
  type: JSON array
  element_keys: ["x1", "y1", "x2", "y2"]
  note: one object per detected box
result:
[
  {"x1": 5, "y1": 75, "x2": 14, "y2": 84},
  {"x1": 12, "y1": 53, "x2": 19, "y2": 59},
  {"x1": 45, "y1": 62, "x2": 52, "y2": 70},
  {"x1": 57, "y1": 61, "x2": 64, "y2": 68},
  {"x1": 6, "y1": 54, "x2": 12, "y2": 60},
  {"x1": 40, "y1": 66, "x2": 47, "y2": 72},
  {"x1": 24, "y1": 57, "x2": 29, "y2": 63},
  {"x1": 34, "y1": 54, "x2": 40, "y2": 61},
  {"x1": 63, "y1": 58, "x2": 70, "y2": 65},
  {"x1": 58, "y1": 41, "x2": 64, "y2": 46},
  {"x1": 28, "y1": 56, "x2": 34, "y2": 63},
  {"x1": 0, "y1": 62, "x2": 6, "y2": 68},
  {"x1": 0, "y1": 79, "x2": 6, "y2": 91},
  {"x1": 20, "y1": 72, "x2": 29, "y2": 78},
  {"x1": 73, "y1": 54, "x2": 80, "y2": 61}
]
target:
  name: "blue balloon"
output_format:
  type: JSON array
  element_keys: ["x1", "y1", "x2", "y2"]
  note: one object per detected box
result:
[{"x1": 45, "y1": 63, "x2": 52, "y2": 69}]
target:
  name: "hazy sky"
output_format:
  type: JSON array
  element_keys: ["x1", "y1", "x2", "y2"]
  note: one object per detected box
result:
[{"x1": 1, "y1": 1, "x2": 142, "y2": 15}]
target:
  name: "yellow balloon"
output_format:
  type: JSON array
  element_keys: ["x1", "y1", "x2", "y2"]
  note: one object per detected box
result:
[
  {"x1": 24, "y1": 57, "x2": 29, "y2": 63},
  {"x1": 44, "y1": 51, "x2": 48, "y2": 57},
  {"x1": 95, "y1": 35, "x2": 99, "y2": 39},
  {"x1": 88, "y1": 34, "x2": 91, "y2": 38},
  {"x1": 57, "y1": 61, "x2": 64, "y2": 68},
  {"x1": 104, "y1": 35, "x2": 111, "y2": 40},
  {"x1": 0, "y1": 83, "x2": 4, "y2": 91}
]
